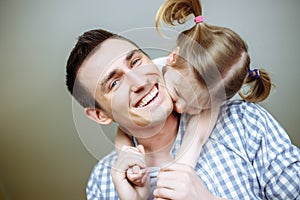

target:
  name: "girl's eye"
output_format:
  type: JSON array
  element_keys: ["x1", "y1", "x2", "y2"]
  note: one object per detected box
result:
[{"x1": 174, "y1": 87, "x2": 181, "y2": 97}]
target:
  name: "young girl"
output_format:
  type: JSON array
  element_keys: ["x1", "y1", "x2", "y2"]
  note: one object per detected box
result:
[{"x1": 116, "y1": 0, "x2": 272, "y2": 186}]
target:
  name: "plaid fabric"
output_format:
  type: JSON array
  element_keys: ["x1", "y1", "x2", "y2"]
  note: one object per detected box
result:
[{"x1": 86, "y1": 100, "x2": 300, "y2": 200}]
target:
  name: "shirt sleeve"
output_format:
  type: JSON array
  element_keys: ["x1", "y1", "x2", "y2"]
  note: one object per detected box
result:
[
  {"x1": 86, "y1": 159, "x2": 117, "y2": 200},
  {"x1": 86, "y1": 167, "x2": 103, "y2": 200},
  {"x1": 243, "y1": 103, "x2": 300, "y2": 199}
]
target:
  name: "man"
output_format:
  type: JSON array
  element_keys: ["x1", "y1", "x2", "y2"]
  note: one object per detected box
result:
[
  {"x1": 66, "y1": 29, "x2": 191, "y2": 199},
  {"x1": 66, "y1": 29, "x2": 300, "y2": 199}
]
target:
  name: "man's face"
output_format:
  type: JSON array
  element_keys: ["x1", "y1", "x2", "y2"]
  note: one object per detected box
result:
[{"x1": 78, "y1": 38, "x2": 173, "y2": 137}]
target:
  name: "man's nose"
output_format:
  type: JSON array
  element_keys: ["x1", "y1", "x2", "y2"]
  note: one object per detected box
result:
[{"x1": 125, "y1": 70, "x2": 146, "y2": 93}]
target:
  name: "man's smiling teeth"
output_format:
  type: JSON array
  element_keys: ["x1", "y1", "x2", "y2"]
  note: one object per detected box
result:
[{"x1": 136, "y1": 86, "x2": 158, "y2": 108}]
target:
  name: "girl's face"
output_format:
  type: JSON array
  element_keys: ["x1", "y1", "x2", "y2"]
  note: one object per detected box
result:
[{"x1": 163, "y1": 65, "x2": 209, "y2": 115}]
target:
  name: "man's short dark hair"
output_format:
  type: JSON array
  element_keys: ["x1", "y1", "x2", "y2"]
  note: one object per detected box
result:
[
  {"x1": 66, "y1": 29, "x2": 144, "y2": 109},
  {"x1": 66, "y1": 29, "x2": 114, "y2": 109}
]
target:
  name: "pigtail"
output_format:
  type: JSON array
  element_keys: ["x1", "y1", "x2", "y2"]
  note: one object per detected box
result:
[
  {"x1": 239, "y1": 69, "x2": 273, "y2": 103},
  {"x1": 155, "y1": 0, "x2": 273, "y2": 104},
  {"x1": 155, "y1": 0, "x2": 201, "y2": 29},
  {"x1": 155, "y1": 0, "x2": 207, "y2": 69}
]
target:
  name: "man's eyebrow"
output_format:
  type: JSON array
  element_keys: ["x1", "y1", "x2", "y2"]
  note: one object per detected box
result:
[
  {"x1": 100, "y1": 49, "x2": 141, "y2": 91},
  {"x1": 101, "y1": 70, "x2": 117, "y2": 91},
  {"x1": 125, "y1": 49, "x2": 141, "y2": 61}
]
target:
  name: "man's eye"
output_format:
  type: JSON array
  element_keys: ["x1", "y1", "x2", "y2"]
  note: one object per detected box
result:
[
  {"x1": 131, "y1": 58, "x2": 141, "y2": 67},
  {"x1": 110, "y1": 79, "x2": 120, "y2": 89}
]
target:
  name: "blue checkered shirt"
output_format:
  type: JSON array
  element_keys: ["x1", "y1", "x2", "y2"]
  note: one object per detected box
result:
[{"x1": 86, "y1": 100, "x2": 300, "y2": 199}]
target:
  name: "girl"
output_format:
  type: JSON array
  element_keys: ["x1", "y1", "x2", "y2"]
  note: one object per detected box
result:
[{"x1": 116, "y1": 0, "x2": 272, "y2": 186}]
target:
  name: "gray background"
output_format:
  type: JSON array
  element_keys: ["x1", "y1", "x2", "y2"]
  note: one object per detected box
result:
[{"x1": 0, "y1": 0, "x2": 299, "y2": 199}]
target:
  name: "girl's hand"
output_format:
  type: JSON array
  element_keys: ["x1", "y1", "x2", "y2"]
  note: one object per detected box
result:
[
  {"x1": 153, "y1": 162, "x2": 225, "y2": 200},
  {"x1": 111, "y1": 145, "x2": 150, "y2": 200},
  {"x1": 126, "y1": 164, "x2": 149, "y2": 187}
]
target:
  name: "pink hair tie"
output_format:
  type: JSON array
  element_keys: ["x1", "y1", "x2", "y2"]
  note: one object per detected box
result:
[{"x1": 194, "y1": 15, "x2": 204, "y2": 24}]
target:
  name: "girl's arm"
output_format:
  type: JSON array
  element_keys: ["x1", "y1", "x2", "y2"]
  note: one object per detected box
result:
[
  {"x1": 114, "y1": 127, "x2": 149, "y2": 187},
  {"x1": 115, "y1": 127, "x2": 133, "y2": 154},
  {"x1": 176, "y1": 109, "x2": 219, "y2": 168}
]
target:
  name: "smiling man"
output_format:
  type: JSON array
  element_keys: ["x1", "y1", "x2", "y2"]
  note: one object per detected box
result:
[
  {"x1": 66, "y1": 29, "x2": 300, "y2": 200},
  {"x1": 78, "y1": 38, "x2": 174, "y2": 137},
  {"x1": 66, "y1": 29, "x2": 185, "y2": 199}
]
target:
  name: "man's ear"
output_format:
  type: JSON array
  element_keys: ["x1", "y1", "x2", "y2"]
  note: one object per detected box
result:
[
  {"x1": 84, "y1": 107, "x2": 113, "y2": 125},
  {"x1": 167, "y1": 47, "x2": 180, "y2": 66}
]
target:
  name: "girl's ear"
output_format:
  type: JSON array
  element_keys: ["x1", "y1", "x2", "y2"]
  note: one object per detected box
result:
[
  {"x1": 167, "y1": 47, "x2": 180, "y2": 66},
  {"x1": 84, "y1": 107, "x2": 113, "y2": 125}
]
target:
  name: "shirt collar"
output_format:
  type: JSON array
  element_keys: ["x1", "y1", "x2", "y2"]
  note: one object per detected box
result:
[
  {"x1": 170, "y1": 113, "x2": 189, "y2": 158},
  {"x1": 133, "y1": 113, "x2": 189, "y2": 158}
]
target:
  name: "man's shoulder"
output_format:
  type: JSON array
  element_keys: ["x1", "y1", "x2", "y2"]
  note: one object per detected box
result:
[
  {"x1": 211, "y1": 99, "x2": 275, "y2": 149},
  {"x1": 86, "y1": 151, "x2": 118, "y2": 199},
  {"x1": 221, "y1": 99, "x2": 248, "y2": 111},
  {"x1": 97, "y1": 150, "x2": 118, "y2": 167},
  {"x1": 89, "y1": 151, "x2": 118, "y2": 178},
  {"x1": 220, "y1": 99, "x2": 269, "y2": 119},
  {"x1": 210, "y1": 100, "x2": 260, "y2": 142}
]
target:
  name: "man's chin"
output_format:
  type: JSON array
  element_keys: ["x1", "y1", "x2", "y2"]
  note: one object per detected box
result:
[{"x1": 128, "y1": 109, "x2": 154, "y2": 128}]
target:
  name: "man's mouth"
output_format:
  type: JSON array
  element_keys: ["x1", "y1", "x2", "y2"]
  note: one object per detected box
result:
[{"x1": 136, "y1": 85, "x2": 159, "y2": 108}]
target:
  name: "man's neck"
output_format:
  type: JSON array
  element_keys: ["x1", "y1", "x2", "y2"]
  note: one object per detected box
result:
[{"x1": 136, "y1": 112, "x2": 179, "y2": 167}]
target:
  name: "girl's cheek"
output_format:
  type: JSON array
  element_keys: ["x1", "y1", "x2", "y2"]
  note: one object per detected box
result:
[
  {"x1": 164, "y1": 80, "x2": 177, "y2": 102},
  {"x1": 174, "y1": 103, "x2": 183, "y2": 114},
  {"x1": 174, "y1": 100, "x2": 186, "y2": 114}
]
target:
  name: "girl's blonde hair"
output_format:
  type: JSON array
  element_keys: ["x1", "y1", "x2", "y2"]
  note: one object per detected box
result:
[{"x1": 156, "y1": 0, "x2": 272, "y2": 103}]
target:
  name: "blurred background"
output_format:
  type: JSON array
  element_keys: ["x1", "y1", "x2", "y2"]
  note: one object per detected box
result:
[{"x1": 0, "y1": 0, "x2": 299, "y2": 199}]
